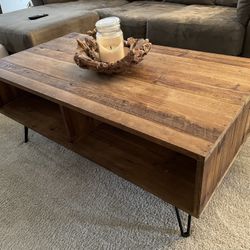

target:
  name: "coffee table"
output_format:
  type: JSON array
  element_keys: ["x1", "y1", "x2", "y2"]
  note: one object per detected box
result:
[{"x1": 0, "y1": 33, "x2": 250, "y2": 237}]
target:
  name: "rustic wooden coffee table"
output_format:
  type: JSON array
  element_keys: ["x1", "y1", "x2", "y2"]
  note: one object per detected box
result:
[{"x1": 0, "y1": 33, "x2": 250, "y2": 237}]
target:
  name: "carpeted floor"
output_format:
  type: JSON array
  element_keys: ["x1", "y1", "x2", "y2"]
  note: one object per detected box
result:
[{"x1": 0, "y1": 114, "x2": 249, "y2": 250}]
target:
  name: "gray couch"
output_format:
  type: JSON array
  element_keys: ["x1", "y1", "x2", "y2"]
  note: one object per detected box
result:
[{"x1": 0, "y1": 0, "x2": 250, "y2": 57}]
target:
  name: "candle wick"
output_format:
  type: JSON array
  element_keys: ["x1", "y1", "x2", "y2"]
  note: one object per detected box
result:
[{"x1": 110, "y1": 46, "x2": 112, "y2": 50}]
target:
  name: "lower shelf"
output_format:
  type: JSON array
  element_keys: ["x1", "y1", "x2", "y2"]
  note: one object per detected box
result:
[
  {"x1": 0, "y1": 94, "x2": 197, "y2": 215},
  {"x1": 0, "y1": 94, "x2": 68, "y2": 143},
  {"x1": 74, "y1": 124, "x2": 197, "y2": 214}
]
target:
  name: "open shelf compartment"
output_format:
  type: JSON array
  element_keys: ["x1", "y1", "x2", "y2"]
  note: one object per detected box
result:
[{"x1": 0, "y1": 84, "x2": 197, "y2": 215}]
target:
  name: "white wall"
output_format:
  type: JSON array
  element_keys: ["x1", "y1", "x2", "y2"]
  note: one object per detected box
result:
[{"x1": 0, "y1": 0, "x2": 30, "y2": 13}]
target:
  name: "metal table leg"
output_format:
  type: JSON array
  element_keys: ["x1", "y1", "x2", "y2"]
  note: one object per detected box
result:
[
  {"x1": 174, "y1": 207, "x2": 192, "y2": 237},
  {"x1": 24, "y1": 126, "x2": 28, "y2": 143}
]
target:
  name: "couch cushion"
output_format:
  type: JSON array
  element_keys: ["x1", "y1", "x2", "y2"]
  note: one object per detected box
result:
[
  {"x1": 77, "y1": 0, "x2": 129, "y2": 9},
  {"x1": 43, "y1": 0, "x2": 76, "y2": 4},
  {"x1": 148, "y1": 5, "x2": 245, "y2": 56},
  {"x1": 242, "y1": 21, "x2": 250, "y2": 57},
  {"x1": 96, "y1": 1, "x2": 185, "y2": 38},
  {"x1": 130, "y1": 0, "x2": 215, "y2": 4},
  {"x1": 165, "y1": 0, "x2": 215, "y2": 5},
  {"x1": 237, "y1": 0, "x2": 250, "y2": 25},
  {"x1": 31, "y1": 0, "x2": 44, "y2": 6},
  {"x1": 0, "y1": 3, "x2": 99, "y2": 53},
  {"x1": 0, "y1": 44, "x2": 8, "y2": 58},
  {"x1": 215, "y1": 0, "x2": 238, "y2": 7},
  {"x1": 0, "y1": 0, "x2": 129, "y2": 53}
]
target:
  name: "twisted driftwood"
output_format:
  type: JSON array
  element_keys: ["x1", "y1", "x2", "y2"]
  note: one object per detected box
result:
[{"x1": 74, "y1": 30, "x2": 151, "y2": 74}]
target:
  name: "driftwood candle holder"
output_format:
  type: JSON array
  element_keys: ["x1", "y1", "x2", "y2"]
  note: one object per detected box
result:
[{"x1": 74, "y1": 30, "x2": 152, "y2": 74}]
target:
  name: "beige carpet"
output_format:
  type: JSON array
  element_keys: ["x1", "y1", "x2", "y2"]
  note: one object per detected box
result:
[{"x1": 0, "y1": 114, "x2": 249, "y2": 250}]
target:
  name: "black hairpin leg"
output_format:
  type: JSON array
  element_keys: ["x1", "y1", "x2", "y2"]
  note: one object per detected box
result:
[
  {"x1": 174, "y1": 207, "x2": 192, "y2": 237},
  {"x1": 24, "y1": 126, "x2": 29, "y2": 143}
]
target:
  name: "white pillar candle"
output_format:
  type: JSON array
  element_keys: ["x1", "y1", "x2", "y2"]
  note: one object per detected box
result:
[
  {"x1": 96, "y1": 17, "x2": 125, "y2": 63},
  {"x1": 97, "y1": 35, "x2": 124, "y2": 63}
]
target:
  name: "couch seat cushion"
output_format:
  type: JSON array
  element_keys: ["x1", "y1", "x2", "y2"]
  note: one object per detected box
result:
[
  {"x1": 96, "y1": 1, "x2": 186, "y2": 38},
  {"x1": 0, "y1": 44, "x2": 8, "y2": 58},
  {"x1": 0, "y1": 3, "x2": 99, "y2": 53},
  {"x1": 43, "y1": 0, "x2": 77, "y2": 3},
  {"x1": 148, "y1": 5, "x2": 245, "y2": 56},
  {"x1": 72, "y1": 0, "x2": 129, "y2": 9},
  {"x1": 237, "y1": 0, "x2": 250, "y2": 25},
  {"x1": 215, "y1": 0, "x2": 238, "y2": 7},
  {"x1": 0, "y1": 1, "x2": 128, "y2": 53},
  {"x1": 166, "y1": 0, "x2": 215, "y2": 5}
]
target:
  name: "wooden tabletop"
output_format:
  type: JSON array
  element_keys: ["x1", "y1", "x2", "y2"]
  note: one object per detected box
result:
[{"x1": 1, "y1": 33, "x2": 250, "y2": 160}]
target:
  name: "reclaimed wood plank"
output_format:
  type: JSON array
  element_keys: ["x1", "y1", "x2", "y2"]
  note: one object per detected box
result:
[{"x1": 197, "y1": 104, "x2": 249, "y2": 215}]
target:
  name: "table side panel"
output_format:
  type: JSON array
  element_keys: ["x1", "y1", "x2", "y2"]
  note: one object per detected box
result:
[
  {"x1": 197, "y1": 103, "x2": 249, "y2": 215},
  {"x1": 244, "y1": 103, "x2": 250, "y2": 140}
]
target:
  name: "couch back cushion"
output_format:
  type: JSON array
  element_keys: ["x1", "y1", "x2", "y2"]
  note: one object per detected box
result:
[
  {"x1": 164, "y1": 0, "x2": 215, "y2": 5},
  {"x1": 128, "y1": 0, "x2": 215, "y2": 4},
  {"x1": 237, "y1": 0, "x2": 250, "y2": 25},
  {"x1": 32, "y1": 0, "x2": 44, "y2": 6},
  {"x1": 215, "y1": 0, "x2": 238, "y2": 7},
  {"x1": 43, "y1": 0, "x2": 77, "y2": 4}
]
